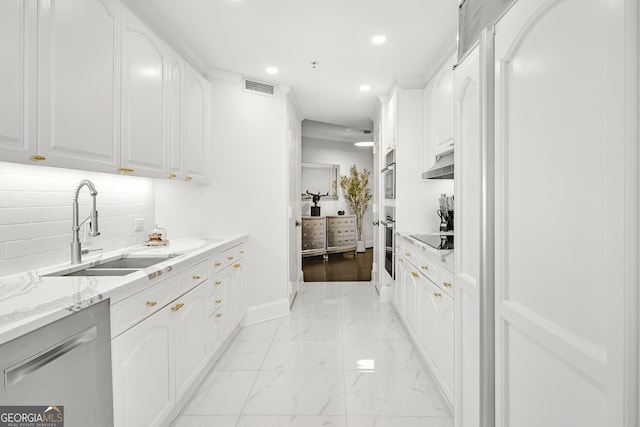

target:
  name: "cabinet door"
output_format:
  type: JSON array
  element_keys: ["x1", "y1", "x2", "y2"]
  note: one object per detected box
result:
[
  {"x1": 433, "y1": 54, "x2": 456, "y2": 156},
  {"x1": 386, "y1": 92, "x2": 398, "y2": 149},
  {"x1": 37, "y1": 0, "x2": 120, "y2": 172},
  {"x1": 166, "y1": 54, "x2": 183, "y2": 180},
  {"x1": 231, "y1": 260, "x2": 245, "y2": 323},
  {"x1": 172, "y1": 283, "x2": 208, "y2": 401},
  {"x1": 0, "y1": 0, "x2": 36, "y2": 163},
  {"x1": 438, "y1": 291, "x2": 455, "y2": 403},
  {"x1": 395, "y1": 254, "x2": 406, "y2": 315},
  {"x1": 494, "y1": 0, "x2": 625, "y2": 426},
  {"x1": 216, "y1": 269, "x2": 234, "y2": 338},
  {"x1": 112, "y1": 307, "x2": 173, "y2": 427},
  {"x1": 418, "y1": 279, "x2": 440, "y2": 372},
  {"x1": 182, "y1": 63, "x2": 210, "y2": 182},
  {"x1": 121, "y1": 9, "x2": 168, "y2": 177},
  {"x1": 453, "y1": 45, "x2": 481, "y2": 427},
  {"x1": 404, "y1": 268, "x2": 419, "y2": 337}
]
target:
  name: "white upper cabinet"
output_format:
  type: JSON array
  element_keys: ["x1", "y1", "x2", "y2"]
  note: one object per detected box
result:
[
  {"x1": 181, "y1": 63, "x2": 210, "y2": 182},
  {"x1": 0, "y1": 0, "x2": 36, "y2": 163},
  {"x1": 121, "y1": 8, "x2": 168, "y2": 178},
  {"x1": 166, "y1": 54, "x2": 184, "y2": 180},
  {"x1": 37, "y1": 0, "x2": 121, "y2": 172},
  {"x1": 386, "y1": 91, "x2": 399, "y2": 150},
  {"x1": 424, "y1": 53, "x2": 456, "y2": 166}
]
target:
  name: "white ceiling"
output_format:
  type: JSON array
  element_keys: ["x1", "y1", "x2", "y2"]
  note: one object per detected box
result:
[{"x1": 129, "y1": 0, "x2": 458, "y2": 131}]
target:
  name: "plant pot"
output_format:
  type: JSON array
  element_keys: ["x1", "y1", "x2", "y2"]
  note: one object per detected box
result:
[{"x1": 356, "y1": 240, "x2": 366, "y2": 253}]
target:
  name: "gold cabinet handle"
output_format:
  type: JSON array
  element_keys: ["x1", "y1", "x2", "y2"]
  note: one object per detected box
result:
[
  {"x1": 215, "y1": 281, "x2": 222, "y2": 286},
  {"x1": 169, "y1": 173, "x2": 177, "y2": 179},
  {"x1": 421, "y1": 265, "x2": 429, "y2": 271},
  {"x1": 146, "y1": 301, "x2": 157, "y2": 307},
  {"x1": 405, "y1": 253, "x2": 411, "y2": 257},
  {"x1": 193, "y1": 275, "x2": 201, "y2": 280},
  {"x1": 117, "y1": 167, "x2": 134, "y2": 173},
  {"x1": 233, "y1": 263, "x2": 240, "y2": 268},
  {"x1": 443, "y1": 282, "x2": 452, "y2": 288},
  {"x1": 171, "y1": 303, "x2": 185, "y2": 312},
  {"x1": 215, "y1": 313, "x2": 222, "y2": 318},
  {"x1": 215, "y1": 299, "x2": 222, "y2": 304},
  {"x1": 185, "y1": 176, "x2": 192, "y2": 182},
  {"x1": 411, "y1": 271, "x2": 419, "y2": 278},
  {"x1": 434, "y1": 293, "x2": 442, "y2": 298},
  {"x1": 240, "y1": 250, "x2": 245, "y2": 254},
  {"x1": 214, "y1": 262, "x2": 221, "y2": 267},
  {"x1": 227, "y1": 256, "x2": 234, "y2": 260},
  {"x1": 30, "y1": 155, "x2": 46, "y2": 161}
]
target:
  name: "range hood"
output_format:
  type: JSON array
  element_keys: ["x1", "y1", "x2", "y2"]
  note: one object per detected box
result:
[{"x1": 422, "y1": 151, "x2": 454, "y2": 179}]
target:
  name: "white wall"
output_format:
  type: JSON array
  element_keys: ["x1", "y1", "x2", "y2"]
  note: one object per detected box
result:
[
  {"x1": 155, "y1": 78, "x2": 290, "y2": 323},
  {"x1": 302, "y1": 136, "x2": 374, "y2": 245},
  {"x1": 0, "y1": 162, "x2": 154, "y2": 276}
]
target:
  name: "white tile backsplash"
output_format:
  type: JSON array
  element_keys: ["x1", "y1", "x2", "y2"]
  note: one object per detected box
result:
[{"x1": 0, "y1": 162, "x2": 155, "y2": 276}]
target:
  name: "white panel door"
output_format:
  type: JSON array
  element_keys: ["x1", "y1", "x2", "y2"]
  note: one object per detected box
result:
[
  {"x1": 453, "y1": 45, "x2": 481, "y2": 427},
  {"x1": 434, "y1": 54, "x2": 456, "y2": 156},
  {"x1": 287, "y1": 101, "x2": 301, "y2": 306},
  {"x1": 37, "y1": 0, "x2": 120, "y2": 172},
  {"x1": 0, "y1": 0, "x2": 36, "y2": 163},
  {"x1": 167, "y1": 54, "x2": 183, "y2": 180},
  {"x1": 494, "y1": 0, "x2": 626, "y2": 426},
  {"x1": 121, "y1": 9, "x2": 167, "y2": 177},
  {"x1": 182, "y1": 63, "x2": 210, "y2": 182}
]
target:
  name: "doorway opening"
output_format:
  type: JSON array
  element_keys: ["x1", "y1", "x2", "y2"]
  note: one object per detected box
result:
[{"x1": 299, "y1": 120, "x2": 375, "y2": 283}]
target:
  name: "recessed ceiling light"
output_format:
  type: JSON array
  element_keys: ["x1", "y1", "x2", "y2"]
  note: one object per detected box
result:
[
  {"x1": 355, "y1": 141, "x2": 374, "y2": 147},
  {"x1": 371, "y1": 35, "x2": 386, "y2": 45},
  {"x1": 266, "y1": 66, "x2": 278, "y2": 74},
  {"x1": 360, "y1": 85, "x2": 371, "y2": 92}
]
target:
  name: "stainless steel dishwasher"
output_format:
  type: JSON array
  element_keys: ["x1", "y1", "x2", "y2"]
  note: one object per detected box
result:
[{"x1": 0, "y1": 300, "x2": 113, "y2": 426}]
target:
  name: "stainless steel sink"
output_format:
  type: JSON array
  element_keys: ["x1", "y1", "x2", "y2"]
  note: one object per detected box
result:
[
  {"x1": 63, "y1": 268, "x2": 140, "y2": 277},
  {"x1": 44, "y1": 254, "x2": 179, "y2": 277},
  {"x1": 93, "y1": 257, "x2": 171, "y2": 269}
]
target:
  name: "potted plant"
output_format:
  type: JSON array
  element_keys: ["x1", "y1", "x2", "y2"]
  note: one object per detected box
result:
[{"x1": 340, "y1": 164, "x2": 373, "y2": 253}]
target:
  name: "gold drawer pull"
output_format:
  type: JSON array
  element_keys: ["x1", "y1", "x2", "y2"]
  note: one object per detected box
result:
[
  {"x1": 215, "y1": 299, "x2": 222, "y2": 304},
  {"x1": 421, "y1": 265, "x2": 429, "y2": 271},
  {"x1": 411, "y1": 271, "x2": 419, "y2": 278},
  {"x1": 146, "y1": 301, "x2": 157, "y2": 307},
  {"x1": 117, "y1": 167, "x2": 134, "y2": 173},
  {"x1": 30, "y1": 155, "x2": 46, "y2": 161},
  {"x1": 171, "y1": 303, "x2": 185, "y2": 312},
  {"x1": 227, "y1": 256, "x2": 234, "y2": 260},
  {"x1": 233, "y1": 263, "x2": 240, "y2": 268},
  {"x1": 193, "y1": 275, "x2": 201, "y2": 280},
  {"x1": 214, "y1": 262, "x2": 222, "y2": 267},
  {"x1": 215, "y1": 281, "x2": 222, "y2": 286},
  {"x1": 185, "y1": 176, "x2": 192, "y2": 182},
  {"x1": 443, "y1": 282, "x2": 452, "y2": 288},
  {"x1": 434, "y1": 293, "x2": 442, "y2": 298},
  {"x1": 215, "y1": 313, "x2": 222, "y2": 318},
  {"x1": 169, "y1": 173, "x2": 177, "y2": 179},
  {"x1": 240, "y1": 250, "x2": 245, "y2": 254},
  {"x1": 405, "y1": 253, "x2": 411, "y2": 257}
]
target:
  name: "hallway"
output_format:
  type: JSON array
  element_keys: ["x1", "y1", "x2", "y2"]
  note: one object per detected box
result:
[{"x1": 171, "y1": 282, "x2": 453, "y2": 427}]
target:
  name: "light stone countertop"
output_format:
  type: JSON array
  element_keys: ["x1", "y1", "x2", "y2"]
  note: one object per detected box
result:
[
  {"x1": 0, "y1": 233, "x2": 248, "y2": 345},
  {"x1": 395, "y1": 230, "x2": 455, "y2": 273}
]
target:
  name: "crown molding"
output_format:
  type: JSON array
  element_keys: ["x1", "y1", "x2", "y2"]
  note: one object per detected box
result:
[
  {"x1": 423, "y1": 38, "x2": 457, "y2": 84},
  {"x1": 204, "y1": 68, "x2": 243, "y2": 83},
  {"x1": 285, "y1": 88, "x2": 305, "y2": 121},
  {"x1": 120, "y1": 0, "x2": 208, "y2": 74}
]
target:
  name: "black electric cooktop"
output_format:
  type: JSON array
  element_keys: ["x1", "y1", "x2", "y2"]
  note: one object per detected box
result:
[{"x1": 410, "y1": 234, "x2": 454, "y2": 250}]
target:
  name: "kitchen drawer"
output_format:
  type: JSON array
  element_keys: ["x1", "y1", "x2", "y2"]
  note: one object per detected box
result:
[
  {"x1": 176, "y1": 260, "x2": 208, "y2": 295},
  {"x1": 208, "y1": 292, "x2": 223, "y2": 315},
  {"x1": 401, "y1": 245, "x2": 418, "y2": 265},
  {"x1": 440, "y1": 269, "x2": 455, "y2": 298},
  {"x1": 210, "y1": 275, "x2": 225, "y2": 294},
  {"x1": 210, "y1": 244, "x2": 246, "y2": 274},
  {"x1": 111, "y1": 278, "x2": 174, "y2": 337},
  {"x1": 417, "y1": 254, "x2": 440, "y2": 285}
]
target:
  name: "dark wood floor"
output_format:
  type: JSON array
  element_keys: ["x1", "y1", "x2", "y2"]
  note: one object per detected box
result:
[{"x1": 302, "y1": 248, "x2": 373, "y2": 282}]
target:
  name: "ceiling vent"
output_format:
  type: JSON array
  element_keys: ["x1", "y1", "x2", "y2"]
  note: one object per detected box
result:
[{"x1": 243, "y1": 79, "x2": 275, "y2": 96}]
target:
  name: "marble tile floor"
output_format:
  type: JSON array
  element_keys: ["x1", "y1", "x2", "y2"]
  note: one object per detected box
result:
[{"x1": 171, "y1": 282, "x2": 453, "y2": 427}]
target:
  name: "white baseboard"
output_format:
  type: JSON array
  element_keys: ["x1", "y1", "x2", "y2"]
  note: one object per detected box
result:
[{"x1": 243, "y1": 298, "x2": 290, "y2": 326}]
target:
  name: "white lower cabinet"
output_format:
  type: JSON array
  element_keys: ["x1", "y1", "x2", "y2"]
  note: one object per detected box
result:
[
  {"x1": 173, "y1": 283, "x2": 208, "y2": 401},
  {"x1": 393, "y1": 236, "x2": 454, "y2": 408},
  {"x1": 112, "y1": 240, "x2": 248, "y2": 427},
  {"x1": 112, "y1": 300, "x2": 174, "y2": 427}
]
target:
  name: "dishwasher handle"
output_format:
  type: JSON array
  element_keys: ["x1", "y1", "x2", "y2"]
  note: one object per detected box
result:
[{"x1": 5, "y1": 325, "x2": 98, "y2": 389}]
